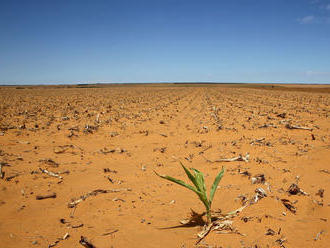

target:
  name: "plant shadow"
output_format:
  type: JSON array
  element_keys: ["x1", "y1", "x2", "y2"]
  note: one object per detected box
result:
[{"x1": 157, "y1": 209, "x2": 207, "y2": 229}]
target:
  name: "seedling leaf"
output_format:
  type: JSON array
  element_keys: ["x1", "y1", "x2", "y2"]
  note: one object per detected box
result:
[
  {"x1": 191, "y1": 168, "x2": 206, "y2": 193},
  {"x1": 154, "y1": 171, "x2": 200, "y2": 195},
  {"x1": 180, "y1": 162, "x2": 200, "y2": 191},
  {"x1": 209, "y1": 167, "x2": 225, "y2": 205}
]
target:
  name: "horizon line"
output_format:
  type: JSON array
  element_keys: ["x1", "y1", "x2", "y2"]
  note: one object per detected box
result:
[{"x1": 1, "y1": 81, "x2": 330, "y2": 86}]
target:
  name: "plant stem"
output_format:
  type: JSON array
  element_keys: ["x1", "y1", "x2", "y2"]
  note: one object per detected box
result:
[{"x1": 206, "y1": 208, "x2": 211, "y2": 224}]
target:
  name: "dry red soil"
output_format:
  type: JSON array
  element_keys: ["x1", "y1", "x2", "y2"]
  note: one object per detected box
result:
[{"x1": 0, "y1": 84, "x2": 329, "y2": 248}]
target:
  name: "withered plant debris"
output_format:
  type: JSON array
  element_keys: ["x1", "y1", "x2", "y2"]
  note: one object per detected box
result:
[
  {"x1": 48, "y1": 240, "x2": 60, "y2": 248},
  {"x1": 209, "y1": 105, "x2": 223, "y2": 128},
  {"x1": 71, "y1": 223, "x2": 84, "y2": 228},
  {"x1": 314, "y1": 230, "x2": 325, "y2": 241},
  {"x1": 195, "y1": 205, "x2": 247, "y2": 244},
  {"x1": 79, "y1": 236, "x2": 96, "y2": 248},
  {"x1": 0, "y1": 167, "x2": 3, "y2": 179},
  {"x1": 103, "y1": 168, "x2": 118, "y2": 173},
  {"x1": 241, "y1": 216, "x2": 253, "y2": 223},
  {"x1": 59, "y1": 219, "x2": 84, "y2": 228},
  {"x1": 313, "y1": 199, "x2": 324, "y2": 206},
  {"x1": 0, "y1": 162, "x2": 11, "y2": 179},
  {"x1": 285, "y1": 124, "x2": 313, "y2": 131},
  {"x1": 112, "y1": 197, "x2": 125, "y2": 202},
  {"x1": 84, "y1": 124, "x2": 98, "y2": 134},
  {"x1": 251, "y1": 174, "x2": 265, "y2": 184},
  {"x1": 259, "y1": 124, "x2": 277, "y2": 128},
  {"x1": 281, "y1": 199, "x2": 297, "y2": 214},
  {"x1": 102, "y1": 229, "x2": 119, "y2": 236},
  {"x1": 68, "y1": 188, "x2": 131, "y2": 208},
  {"x1": 99, "y1": 147, "x2": 126, "y2": 154},
  {"x1": 236, "y1": 194, "x2": 248, "y2": 205},
  {"x1": 68, "y1": 126, "x2": 79, "y2": 132},
  {"x1": 48, "y1": 233, "x2": 70, "y2": 246},
  {"x1": 106, "y1": 176, "x2": 114, "y2": 183},
  {"x1": 265, "y1": 228, "x2": 276, "y2": 236},
  {"x1": 319, "y1": 169, "x2": 330, "y2": 174},
  {"x1": 39, "y1": 158, "x2": 59, "y2": 167},
  {"x1": 68, "y1": 131, "x2": 78, "y2": 138},
  {"x1": 277, "y1": 113, "x2": 287, "y2": 118},
  {"x1": 214, "y1": 220, "x2": 246, "y2": 236},
  {"x1": 109, "y1": 131, "x2": 119, "y2": 137},
  {"x1": 0, "y1": 161, "x2": 10, "y2": 167},
  {"x1": 252, "y1": 188, "x2": 267, "y2": 204},
  {"x1": 250, "y1": 137, "x2": 265, "y2": 145},
  {"x1": 206, "y1": 153, "x2": 250, "y2": 163},
  {"x1": 95, "y1": 113, "x2": 100, "y2": 124},
  {"x1": 31, "y1": 170, "x2": 40, "y2": 175},
  {"x1": 192, "y1": 141, "x2": 204, "y2": 147},
  {"x1": 5, "y1": 173, "x2": 20, "y2": 181},
  {"x1": 36, "y1": 192, "x2": 57, "y2": 200},
  {"x1": 39, "y1": 168, "x2": 63, "y2": 179},
  {"x1": 154, "y1": 147, "x2": 167, "y2": 153},
  {"x1": 287, "y1": 183, "x2": 308, "y2": 195},
  {"x1": 99, "y1": 148, "x2": 116, "y2": 154},
  {"x1": 315, "y1": 189, "x2": 324, "y2": 198},
  {"x1": 239, "y1": 170, "x2": 251, "y2": 177},
  {"x1": 219, "y1": 153, "x2": 250, "y2": 162},
  {"x1": 198, "y1": 145, "x2": 212, "y2": 155},
  {"x1": 275, "y1": 237, "x2": 287, "y2": 248},
  {"x1": 54, "y1": 146, "x2": 69, "y2": 154}
]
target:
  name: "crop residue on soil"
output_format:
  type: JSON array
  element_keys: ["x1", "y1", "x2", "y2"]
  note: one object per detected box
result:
[{"x1": 0, "y1": 84, "x2": 329, "y2": 247}]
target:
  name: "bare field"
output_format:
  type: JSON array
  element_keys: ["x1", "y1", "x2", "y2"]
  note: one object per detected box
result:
[{"x1": 0, "y1": 84, "x2": 329, "y2": 248}]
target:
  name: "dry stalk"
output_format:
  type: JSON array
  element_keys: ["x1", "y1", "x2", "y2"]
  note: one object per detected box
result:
[
  {"x1": 39, "y1": 168, "x2": 63, "y2": 179},
  {"x1": 285, "y1": 124, "x2": 313, "y2": 131},
  {"x1": 68, "y1": 188, "x2": 131, "y2": 208}
]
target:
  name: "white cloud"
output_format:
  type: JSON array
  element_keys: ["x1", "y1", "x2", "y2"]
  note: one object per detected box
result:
[
  {"x1": 297, "y1": 15, "x2": 315, "y2": 24},
  {"x1": 306, "y1": 70, "x2": 330, "y2": 76}
]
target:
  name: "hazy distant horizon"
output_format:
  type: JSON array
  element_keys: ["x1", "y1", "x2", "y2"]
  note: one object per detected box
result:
[{"x1": 1, "y1": 81, "x2": 330, "y2": 86}]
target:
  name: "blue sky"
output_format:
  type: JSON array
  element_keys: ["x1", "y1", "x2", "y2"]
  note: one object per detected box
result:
[{"x1": 1, "y1": 0, "x2": 330, "y2": 84}]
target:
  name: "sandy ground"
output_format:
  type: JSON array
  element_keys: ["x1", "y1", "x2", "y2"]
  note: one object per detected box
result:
[{"x1": 0, "y1": 84, "x2": 329, "y2": 248}]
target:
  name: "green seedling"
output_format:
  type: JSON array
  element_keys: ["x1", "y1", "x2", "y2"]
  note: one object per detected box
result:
[{"x1": 155, "y1": 162, "x2": 225, "y2": 224}]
